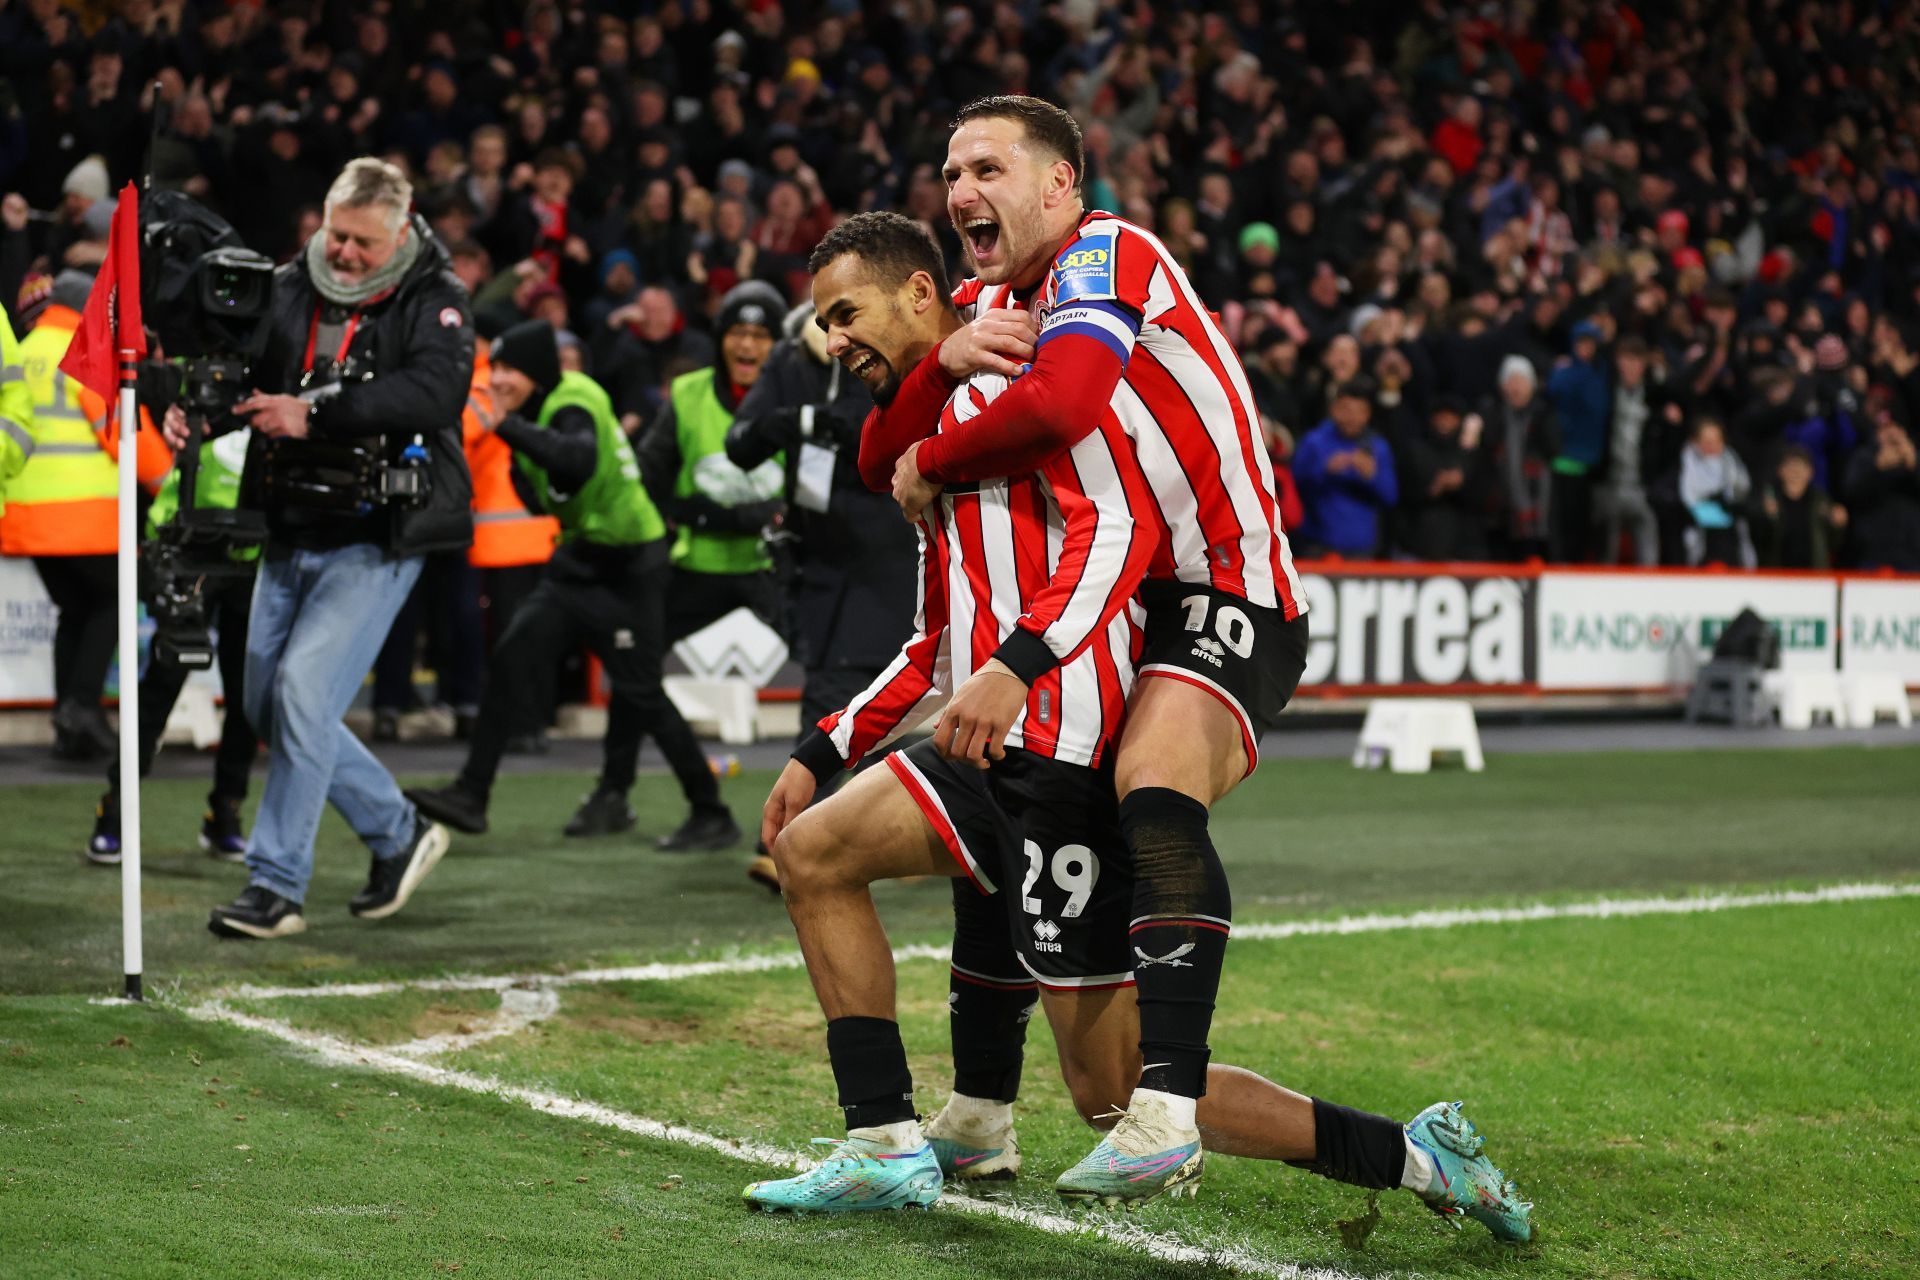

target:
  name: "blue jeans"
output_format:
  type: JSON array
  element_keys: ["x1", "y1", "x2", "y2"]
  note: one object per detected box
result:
[{"x1": 243, "y1": 543, "x2": 424, "y2": 903}]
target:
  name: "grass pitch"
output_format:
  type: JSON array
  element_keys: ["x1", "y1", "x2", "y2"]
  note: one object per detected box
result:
[{"x1": 3, "y1": 745, "x2": 1918, "y2": 1278}]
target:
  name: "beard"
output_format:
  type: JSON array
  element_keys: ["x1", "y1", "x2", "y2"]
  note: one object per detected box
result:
[{"x1": 868, "y1": 358, "x2": 903, "y2": 406}]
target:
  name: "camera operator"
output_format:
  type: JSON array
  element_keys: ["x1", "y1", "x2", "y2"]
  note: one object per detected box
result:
[
  {"x1": 405, "y1": 321, "x2": 728, "y2": 841},
  {"x1": 87, "y1": 402, "x2": 259, "y2": 866},
  {"x1": 724, "y1": 301, "x2": 917, "y2": 891},
  {"x1": 201, "y1": 157, "x2": 474, "y2": 941}
]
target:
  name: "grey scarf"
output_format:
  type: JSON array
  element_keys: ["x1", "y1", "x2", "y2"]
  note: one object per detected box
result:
[{"x1": 305, "y1": 227, "x2": 423, "y2": 307}]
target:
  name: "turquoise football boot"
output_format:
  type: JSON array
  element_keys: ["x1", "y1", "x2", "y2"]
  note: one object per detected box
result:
[
  {"x1": 1054, "y1": 1093, "x2": 1203, "y2": 1209},
  {"x1": 1404, "y1": 1100, "x2": 1534, "y2": 1243},
  {"x1": 924, "y1": 1097, "x2": 1021, "y2": 1181},
  {"x1": 743, "y1": 1135, "x2": 944, "y2": 1213}
]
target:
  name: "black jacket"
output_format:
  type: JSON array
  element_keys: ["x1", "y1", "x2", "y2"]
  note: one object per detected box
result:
[
  {"x1": 243, "y1": 215, "x2": 475, "y2": 557},
  {"x1": 725, "y1": 336, "x2": 917, "y2": 673},
  {"x1": 1844, "y1": 446, "x2": 1920, "y2": 572},
  {"x1": 1398, "y1": 421, "x2": 1494, "y2": 561}
]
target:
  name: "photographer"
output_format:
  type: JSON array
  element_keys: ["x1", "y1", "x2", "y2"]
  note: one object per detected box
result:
[
  {"x1": 202, "y1": 158, "x2": 474, "y2": 941},
  {"x1": 88, "y1": 404, "x2": 259, "y2": 867},
  {"x1": 406, "y1": 321, "x2": 729, "y2": 841},
  {"x1": 724, "y1": 301, "x2": 917, "y2": 891}
]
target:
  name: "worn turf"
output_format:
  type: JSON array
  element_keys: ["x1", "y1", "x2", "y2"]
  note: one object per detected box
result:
[
  {"x1": 204, "y1": 895, "x2": 1920, "y2": 1280},
  {"x1": 3, "y1": 745, "x2": 1918, "y2": 1277},
  {"x1": 0, "y1": 998, "x2": 1211, "y2": 1280}
]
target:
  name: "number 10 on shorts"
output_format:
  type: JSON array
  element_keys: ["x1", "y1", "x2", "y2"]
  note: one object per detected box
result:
[{"x1": 1182, "y1": 593, "x2": 1255, "y2": 659}]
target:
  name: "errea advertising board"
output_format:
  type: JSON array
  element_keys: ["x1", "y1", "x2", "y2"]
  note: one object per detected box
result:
[{"x1": 1297, "y1": 569, "x2": 1533, "y2": 690}]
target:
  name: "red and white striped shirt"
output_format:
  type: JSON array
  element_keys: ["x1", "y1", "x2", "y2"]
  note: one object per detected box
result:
[
  {"x1": 928, "y1": 212, "x2": 1307, "y2": 619},
  {"x1": 819, "y1": 372, "x2": 1152, "y2": 768}
]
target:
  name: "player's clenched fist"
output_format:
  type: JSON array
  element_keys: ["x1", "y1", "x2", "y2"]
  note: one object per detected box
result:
[
  {"x1": 938, "y1": 308, "x2": 1037, "y2": 380},
  {"x1": 892, "y1": 440, "x2": 941, "y2": 522}
]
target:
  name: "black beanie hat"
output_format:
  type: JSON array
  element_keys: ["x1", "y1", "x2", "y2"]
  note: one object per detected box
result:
[
  {"x1": 715, "y1": 280, "x2": 786, "y2": 340},
  {"x1": 491, "y1": 318, "x2": 562, "y2": 397}
]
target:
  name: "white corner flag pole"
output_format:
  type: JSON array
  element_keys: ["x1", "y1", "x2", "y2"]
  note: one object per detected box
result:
[{"x1": 117, "y1": 349, "x2": 143, "y2": 1002}]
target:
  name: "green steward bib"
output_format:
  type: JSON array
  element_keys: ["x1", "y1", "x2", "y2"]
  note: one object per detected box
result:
[
  {"x1": 668, "y1": 367, "x2": 781, "y2": 574},
  {"x1": 517, "y1": 371, "x2": 664, "y2": 547}
]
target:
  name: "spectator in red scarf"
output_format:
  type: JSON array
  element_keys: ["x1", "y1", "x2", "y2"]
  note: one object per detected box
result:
[{"x1": 499, "y1": 149, "x2": 592, "y2": 299}]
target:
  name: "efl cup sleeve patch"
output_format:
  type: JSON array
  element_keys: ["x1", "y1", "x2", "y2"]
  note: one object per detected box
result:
[{"x1": 1052, "y1": 235, "x2": 1119, "y2": 304}]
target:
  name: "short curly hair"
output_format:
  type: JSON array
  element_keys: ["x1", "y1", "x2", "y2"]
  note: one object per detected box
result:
[
  {"x1": 953, "y1": 95, "x2": 1084, "y2": 195},
  {"x1": 808, "y1": 211, "x2": 950, "y2": 294}
]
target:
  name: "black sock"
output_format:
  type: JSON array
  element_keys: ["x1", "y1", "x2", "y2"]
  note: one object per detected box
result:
[
  {"x1": 1120, "y1": 787, "x2": 1230, "y2": 1099},
  {"x1": 825, "y1": 1016, "x2": 916, "y2": 1130},
  {"x1": 1284, "y1": 1097, "x2": 1408, "y2": 1190},
  {"x1": 949, "y1": 876, "x2": 1037, "y2": 1101}
]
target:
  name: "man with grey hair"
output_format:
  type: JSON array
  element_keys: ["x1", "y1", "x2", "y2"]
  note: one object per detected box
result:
[
  {"x1": 197, "y1": 157, "x2": 477, "y2": 939},
  {"x1": 1481, "y1": 354, "x2": 1560, "y2": 561}
]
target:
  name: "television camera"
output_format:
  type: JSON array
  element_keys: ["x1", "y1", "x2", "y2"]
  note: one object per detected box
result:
[{"x1": 136, "y1": 192, "x2": 276, "y2": 669}]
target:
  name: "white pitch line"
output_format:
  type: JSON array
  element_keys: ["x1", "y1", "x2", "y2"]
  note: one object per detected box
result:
[
  {"x1": 1234, "y1": 881, "x2": 1920, "y2": 941},
  {"x1": 183, "y1": 1000, "x2": 1365, "y2": 1280},
  {"x1": 380, "y1": 987, "x2": 561, "y2": 1059},
  {"x1": 222, "y1": 944, "x2": 954, "y2": 1002},
  {"x1": 219, "y1": 881, "x2": 1920, "y2": 1004}
]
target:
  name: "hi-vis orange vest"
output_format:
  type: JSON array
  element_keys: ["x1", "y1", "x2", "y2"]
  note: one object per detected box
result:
[
  {"x1": 1, "y1": 305, "x2": 171, "y2": 557},
  {"x1": 462, "y1": 345, "x2": 558, "y2": 568}
]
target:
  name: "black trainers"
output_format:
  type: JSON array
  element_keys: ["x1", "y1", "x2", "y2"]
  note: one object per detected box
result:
[
  {"x1": 349, "y1": 816, "x2": 451, "y2": 919},
  {"x1": 52, "y1": 702, "x2": 111, "y2": 762},
  {"x1": 209, "y1": 885, "x2": 307, "y2": 939},
  {"x1": 564, "y1": 786, "x2": 637, "y2": 838},
  {"x1": 87, "y1": 791, "x2": 122, "y2": 866},
  {"x1": 199, "y1": 795, "x2": 249, "y2": 862},
  {"x1": 657, "y1": 804, "x2": 742, "y2": 852},
  {"x1": 404, "y1": 782, "x2": 489, "y2": 835}
]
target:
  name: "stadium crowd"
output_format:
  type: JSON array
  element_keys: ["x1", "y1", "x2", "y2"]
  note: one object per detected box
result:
[{"x1": 5, "y1": 0, "x2": 1920, "y2": 578}]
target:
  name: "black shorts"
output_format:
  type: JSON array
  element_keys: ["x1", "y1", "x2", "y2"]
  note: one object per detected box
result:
[
  {"x1": 887, "y1": 739, "x2": 1135, "y2": 991},
  {"x1": 1136, "y1": 580, "x2": 1310, "y2": 775}
]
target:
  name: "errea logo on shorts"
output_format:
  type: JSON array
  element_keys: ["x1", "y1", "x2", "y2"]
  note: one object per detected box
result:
[
  {"x1": 1031, "y1": 919, "x2": 1063, "y2": 953},
  {"x1": 1190, "y1": 636, "x2": 1226, "y2": 667}
]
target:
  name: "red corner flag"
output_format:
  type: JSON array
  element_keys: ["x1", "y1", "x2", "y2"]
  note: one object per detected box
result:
[{"x1": 58, "y1": 181, "x2": 146, "y2": 399}]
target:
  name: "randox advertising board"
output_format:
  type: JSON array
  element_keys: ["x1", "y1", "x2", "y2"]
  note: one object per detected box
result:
[
  {"x1": 1533, "y1": 571, "x2": 1839, "y2": 690},
  {"x1": 1840, "y1": 578, "x2": 1920, "y2": 684}
]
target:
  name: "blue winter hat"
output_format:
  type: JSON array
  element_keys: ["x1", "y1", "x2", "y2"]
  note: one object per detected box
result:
[
  {"x1": 1571, "y1": 320, "x2": 1602, "y2": 345},
  {"x1": 601, "y1": 248, "x2": 640, "y2": 284}
]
